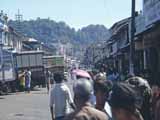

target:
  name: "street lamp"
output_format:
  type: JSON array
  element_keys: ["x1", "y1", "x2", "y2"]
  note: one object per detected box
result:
[{"x1": 129, "y1": 0, "x2": 136, "y2": 75}]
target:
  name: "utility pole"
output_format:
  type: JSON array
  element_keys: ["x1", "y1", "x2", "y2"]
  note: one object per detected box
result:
[
  {"x1": 15, "y1": 9, "x2": 23, "y2": 34},
  {"x1": 129, "y1": 0, "x2": 136, "y2": 75}
]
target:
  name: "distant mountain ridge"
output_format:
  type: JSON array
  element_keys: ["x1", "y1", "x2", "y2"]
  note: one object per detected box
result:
[{"x1": 9, "y1": 18, "x2": 110, "y2": 46}]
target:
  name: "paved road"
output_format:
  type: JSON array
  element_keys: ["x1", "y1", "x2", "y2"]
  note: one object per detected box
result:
[
  {"x1": 0, "y1": 72, "x2": 75, "y2": 120},
  {"x1": 0, "y1": 88, "x2": 51, "y2": 120}
]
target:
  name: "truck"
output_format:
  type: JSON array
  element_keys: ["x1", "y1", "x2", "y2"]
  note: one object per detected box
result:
[
  {"x1": 43, "y1": 55, "x2": 65, "y2": 83},
  {"x1": 15, "y1": 51, "x2": 45, "y2": 87},
  {"x1": 0, "y1": 49, "x2": 16, "y2": 94}
]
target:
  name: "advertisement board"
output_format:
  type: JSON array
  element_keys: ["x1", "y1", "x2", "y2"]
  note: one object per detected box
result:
[{"x1": 143, "y1": 0, "x2": 160, "y2": 26}]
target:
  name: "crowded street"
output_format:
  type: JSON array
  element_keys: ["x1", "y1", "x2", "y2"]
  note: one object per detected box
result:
[{"x1": 1, "y1": 0, "x2": 160, "y2": 120}]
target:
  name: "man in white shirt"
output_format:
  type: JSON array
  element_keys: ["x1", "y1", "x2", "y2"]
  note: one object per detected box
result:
[{"x1": 50, "y1": 73, "x2": 75, "y2": 120}]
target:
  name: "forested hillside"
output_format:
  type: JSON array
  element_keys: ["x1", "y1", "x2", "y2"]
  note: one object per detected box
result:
[{"x1": 9, "y1": 18, "x2": 110, "y2": 46}]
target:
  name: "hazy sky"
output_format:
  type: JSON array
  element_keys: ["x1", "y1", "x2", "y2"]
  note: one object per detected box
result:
[{"x1": 0, "y1": 0, "x2": 143, "y2": 29}]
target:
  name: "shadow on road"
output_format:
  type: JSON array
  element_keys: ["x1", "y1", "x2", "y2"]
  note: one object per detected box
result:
[
  {"x1": 14, "y1": 113, "x2": 24, "y2": 116},
  {"x1": 32, "y1": 92, "x2": 47, "y2": 95},
  {"x1": 0, "y1": 97, "x2": 5, "y2": 99}
]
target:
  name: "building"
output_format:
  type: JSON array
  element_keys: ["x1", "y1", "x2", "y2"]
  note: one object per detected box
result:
[
  {"x1": 103, "y1": 18, "x2": 131, "y2": 74},
  {"x1": 101, "y1": 0, "x2": 160, "y2": 84},
  {"x1": 132, "y1": 0, "x2": 160, "y2": 85}
]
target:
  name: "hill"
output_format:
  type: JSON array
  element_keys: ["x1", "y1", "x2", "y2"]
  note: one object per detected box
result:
[{"x1": 9, "y1": 18, "x2": 110, "y2": 46}]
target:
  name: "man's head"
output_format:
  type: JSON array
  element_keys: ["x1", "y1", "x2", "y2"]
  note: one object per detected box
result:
[
  {"x1": 95, "y1": 72, "x2": 106, "y2": 81},
  {"x1": 126, "y1": 76, "x2": 151, "y2": 101},
  {"x1": 125, "y1": 77, "x2": 153, "y2": 120},
  {"x1": 100, "y1": 67, "x2": 105, "y2": 73},
  {"x1": 54, "y1": 73, "x2": 63, "y2": 83},
  {"x1": 108, "y1": 82, "x2": 143, "y2": 120},
  {"x1": 73, "y1": 78, "x2": 93, "y2": 107}
]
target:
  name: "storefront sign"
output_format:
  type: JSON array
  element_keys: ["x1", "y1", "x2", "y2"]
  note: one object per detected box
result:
[{"x1": 143, "y1": 0, "x2": 160, "y2": 26}]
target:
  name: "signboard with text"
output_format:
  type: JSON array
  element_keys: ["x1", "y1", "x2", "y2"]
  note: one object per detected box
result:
[{"x1": 143, "y1": 0, "x2": 160, "y2": 26}]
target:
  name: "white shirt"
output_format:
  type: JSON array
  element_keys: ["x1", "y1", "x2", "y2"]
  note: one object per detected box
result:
[
  {"x1": 49, "y1": 83, "x2": 73, "y2": 118},
  {"x1": 104, "y1": 102, "x2": 112, "y2": 118},
  {"x1": 89, "y1": 93, "x2": 96, "y2": 106}
]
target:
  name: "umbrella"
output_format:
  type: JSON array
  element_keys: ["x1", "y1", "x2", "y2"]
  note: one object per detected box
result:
[{"x1": 72, "y1": 69, "x2": 91, "y2": 79}]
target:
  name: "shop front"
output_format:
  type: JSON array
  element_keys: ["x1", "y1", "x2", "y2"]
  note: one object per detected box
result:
[{"x1": 143, "y1": 24, "x2": 160, "y2": 85}]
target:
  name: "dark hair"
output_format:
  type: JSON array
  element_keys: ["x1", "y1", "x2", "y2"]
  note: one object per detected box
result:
[
  {"x1": 54, "y1": 73, "x2": 63, "y2": 83},
  {"x1": 108, "y1": 82, "x2": 143, "y2": 112}
]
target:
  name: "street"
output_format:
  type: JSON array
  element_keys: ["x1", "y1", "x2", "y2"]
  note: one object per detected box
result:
[
  {"x1": 1, "y1": 0, "x2": 160, "y2": 120},
  {"x1": 0, "y1": 88, "x2": 51, "y2": 120}
]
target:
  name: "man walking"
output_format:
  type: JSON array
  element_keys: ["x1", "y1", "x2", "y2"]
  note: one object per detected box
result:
[
  {"x1": 45, "y1": 69, "x2": 51, "y2": 93},
  {"x1": 25, "y1": 69, "x2": 32, "y2": 93},
  {"x1": 50, "y1": 73, "x2": 75, "y2": 120},
  {"x1": 94, "y1": 80, "x2": 113, "y2": 119},
  {"x1": 64, "y1": 78, "x2": 108, "y2": 120}
]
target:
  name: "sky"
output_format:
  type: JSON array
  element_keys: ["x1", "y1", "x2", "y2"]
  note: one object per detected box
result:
[{"x1": 0, "y1": 0, "x2": 143, "y2": 29}]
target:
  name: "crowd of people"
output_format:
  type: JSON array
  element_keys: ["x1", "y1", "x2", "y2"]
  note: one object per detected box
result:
[{"x1": 49, "y1": 68, "x2": 160, "y2": 120}]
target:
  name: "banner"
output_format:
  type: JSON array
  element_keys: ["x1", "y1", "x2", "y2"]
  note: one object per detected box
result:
[{"x1": 143, "y1": 0, "x2": 160, "y2": 26}]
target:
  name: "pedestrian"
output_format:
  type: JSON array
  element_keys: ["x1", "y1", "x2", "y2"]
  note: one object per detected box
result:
[
  {"x1": 152, "y1": 85, "x2": 160, "y2": 120},
  {"x1": 107, "y1": 69, "x2": 115, "y2": 82},
  {"x1": 94, "y1": 80, "x2": 113, "y2": 119},
  {"x1": 45, "y1": 69, "x2": 51, "y2": 93},
  {"x1": 112, "y1": 68, "x2": 120, "y2": 82},
  {"x1": 126, "y1": 77, "x2": 152, "y2": 120},
  {"x1": 50, "y1": 73, "x2": 75, "y2": 120},
  {"x1": 108, "y1": 82, "x2": 144, "y2": 120},
  {"x1": 25, "y1": 69, "x2": 32, "y2": 93},
  {"x1": 64, "y1": 78, "x2": 108, "y2": 120},
  {"x1": 154, "y1": 98, "x2": 160, "y2": 120},
  {"x1": 19, "y1": 70, "x2": 25, "y2": 92},
  {"x1": 99, "y1": 66, "x2": 106, "y2": 78}
]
